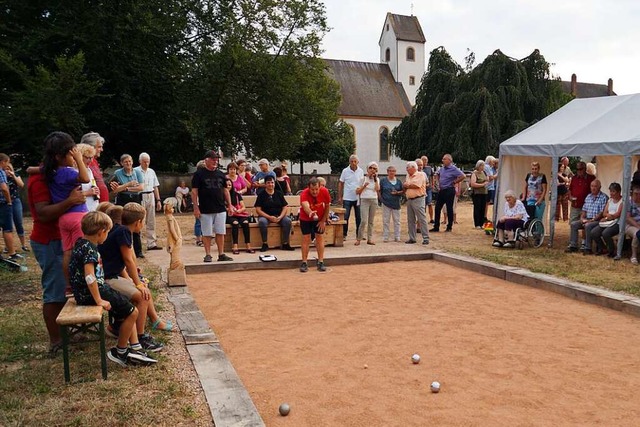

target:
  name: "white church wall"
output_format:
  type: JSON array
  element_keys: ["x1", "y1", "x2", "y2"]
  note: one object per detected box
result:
[
  {"x1": 379, "y1": 17, "x2": 398, "y2": 82},
  {"x1": 397, "y1": 40, "x2": 425, "y2": 105}
]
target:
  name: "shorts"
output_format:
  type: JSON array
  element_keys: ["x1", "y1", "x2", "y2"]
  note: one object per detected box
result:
[
  {"x1": 200, "y1": 212, "x2": 227, "y2": 236},
  {"x1": 426, "y1": 189, "x2": 433, "y2": 206},
  {"x1": 0, "y1": 203, "x2": 13, "y2": 231},
  {"x1": 78, "y1": 286, "x2": 135, "y2": 321},
  {"x1": 300, "y1": 220, "x2": 324, "y2": 236},
  {"x1": 105, "y1": 276, "x2": 138, "y2": 300},
  {"x1": 31, "y1": 239, "x2": 66, "y2": 304},
  {"x1": 59, "y1": 211, "x2": 86, "y2": 251}
]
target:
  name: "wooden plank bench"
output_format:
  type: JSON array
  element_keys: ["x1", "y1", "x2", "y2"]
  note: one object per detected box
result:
[
  {"x1": 56, "y1": 298, "x2": 108, "y2": 383},
  {"x1": 223, "y1": 195, "x2": 346, "y2": 251}
]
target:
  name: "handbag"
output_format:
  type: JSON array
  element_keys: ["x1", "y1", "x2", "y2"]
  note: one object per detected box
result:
[
  {"x1": 598, "y1": 219, "x2": 618, "y2": 228},
  {"x1": 115, "y1": 191, "x2": 143, "y2": 206}
]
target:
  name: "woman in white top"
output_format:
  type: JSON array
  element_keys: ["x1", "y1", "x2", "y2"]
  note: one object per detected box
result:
[
  {"x1": 590, "y1": 182, "x2": 623, "y2": 257},
  {"x1": 175, "y1": 180, "x2": 190, "y2": 212},
  {"x1": 355, "y1": 161, "x2": 381, "y2": 245},
  {"x1": 76, "y1": 143, "x2": 100, "y2": 211},
  {"x1": 493, "y1": 190, "x2": 529, "y2": 248}
]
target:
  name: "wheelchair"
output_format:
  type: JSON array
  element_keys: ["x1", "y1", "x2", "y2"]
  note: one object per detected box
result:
[{"x1": 514, "y1": 217, "x2": 545, "y2": 249}]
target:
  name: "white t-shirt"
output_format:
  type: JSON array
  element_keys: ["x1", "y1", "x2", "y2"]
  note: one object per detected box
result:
[
  {"x1": 81, "y1": 168, "x2": 99, "y2": 212},
  {"x1": 339, "y1": 166, "x2": 364, "y2": 201},
  {"x1": 176, "y1": 186, "x2": 189, "y2": 197}
]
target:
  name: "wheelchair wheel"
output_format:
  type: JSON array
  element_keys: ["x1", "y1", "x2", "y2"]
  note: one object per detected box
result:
[
  {"x1": 527, "y1": 218, "x2": 545, "y2": 248},
  {"x1": 514, "y1": 228, "x2": 525, "y2": 250}
]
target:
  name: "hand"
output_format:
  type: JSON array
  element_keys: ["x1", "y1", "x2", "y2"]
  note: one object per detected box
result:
[
  {"x1": 99, "y1": 300, "x2": 111, "y2": 311},
  {"x1": 316, "y1": 221, "x2": 326, "y2": 233},
  {"x1": 69, "y1": 146, "x2": 83, "y2": 162},
  {"x1": 193, "y1": 205, "x2": 201, "y2": 219},
  {"x1": 69, "y1": 186, "x2": 86, "y2": 205},
  {"x1": 110, "y1": 181, "x2": 119, "y2": 191},
  {"x1": 156, "y1": 200, "x2": 162, "y2": 211},
  {"x1": 337, "y1": 197, "x2": 343, "y2": 204},
  {"x1": 138, "y1": 286, "x2": 151, "y2": 300}
]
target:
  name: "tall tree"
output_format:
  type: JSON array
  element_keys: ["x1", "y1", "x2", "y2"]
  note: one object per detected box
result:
[{"x1": 390, "y1": 47, "x2": 572, "y2": 163}]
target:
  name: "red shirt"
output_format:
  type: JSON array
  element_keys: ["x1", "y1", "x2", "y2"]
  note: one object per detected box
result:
[
  {"x1": 27, "y1": 173, "x2": 61, "y2": 244},
  {"x1": 569, "y1": 173, "x2": 595, "y2": 208},
  {"x1": 299, "y1": 187, "x2": 331, "y2": 221},
  {"x1": 89, "y1": 158, "x2": 109, "y2": 203}
]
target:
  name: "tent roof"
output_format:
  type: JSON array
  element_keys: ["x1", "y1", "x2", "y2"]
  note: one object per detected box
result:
[{"x1": 500, "y1": 93, "x2": 640, "y2": 157}]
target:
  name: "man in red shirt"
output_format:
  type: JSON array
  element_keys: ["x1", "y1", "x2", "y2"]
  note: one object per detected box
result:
[
  {"x1": 568, "y1": 161, "x2": 595, "y2": 222},
  {"x1": 80, "y1": 132, "x2": 109, "y2": 203},
  {"x1": 28, "y1": 172, "x2": 85, "y2": 354},
  {"x1": 299, "y1": 177, "x2": 332, "y2": 272}
]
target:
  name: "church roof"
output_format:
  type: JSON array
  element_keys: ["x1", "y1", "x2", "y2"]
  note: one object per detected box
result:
[
  {"x1": 380, "y1": 13, "x2": 426, "y2": 44},
  {"x1": 324, "y1": 59, "x2": 413, "y2": 119}
]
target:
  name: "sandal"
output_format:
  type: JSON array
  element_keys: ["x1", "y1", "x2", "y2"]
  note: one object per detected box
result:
[
  {"x1": 232, "y1": 249, "x2": 240, "y2": 255},
  {"x1": 151, "y1": 319, "x2": 174, "y2": 332},
  {"x1": 196, "y1": 241, "x2": 203, "y2": 247},
  {"x1": 246, "y1": 248, "x2": 255, "y2": 254},
  {"x1": 354, "y1": 240, "x2": 361, "y2": 246}
]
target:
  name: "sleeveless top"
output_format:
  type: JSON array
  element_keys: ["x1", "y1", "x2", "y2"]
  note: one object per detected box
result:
[
  {"x1": 474, "y1": 170, "x2": 488, "y2": 195},
  {"x1": 608, "y1": 198, "x2": 622, "y2": 215}
]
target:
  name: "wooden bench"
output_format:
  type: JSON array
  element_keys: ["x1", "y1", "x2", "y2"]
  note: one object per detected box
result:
[
  {"x1": 56, "y1": 298, "x2": 108, "y2": 383},
  {"x1": 223, "y1": 195, "x2": 346, "y2": 251}
]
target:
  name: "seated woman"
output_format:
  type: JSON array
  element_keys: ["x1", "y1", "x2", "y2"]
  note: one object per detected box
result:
[
  {"x1": 589, "y1": 182, "x2": 623, "y2": 257},
  {"x1": 493, "y1": 190, "x2": 529, "y2": 248},
  {"x1": 175, "y1": 180, "x2": 190, "y2": 212},
  {"x1": 225, "y1": 178, "x2": 254, "y2": 254}
]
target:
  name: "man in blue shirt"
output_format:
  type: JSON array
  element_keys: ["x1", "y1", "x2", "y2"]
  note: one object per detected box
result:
[
  {"x1": 251, "y1": 159, "x2": 277, "y2": 195},
  {"x1": 430, "y1": 154, "x2": 465, "y2": 232}
]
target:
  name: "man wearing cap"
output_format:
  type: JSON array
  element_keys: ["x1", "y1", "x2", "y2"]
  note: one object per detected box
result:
[
  {"x1": 192, "y1": 150, "x2": 233, "y2": 262},
  {"x1": 252, "y1": 159, "x2": 276, "y2": 195}
]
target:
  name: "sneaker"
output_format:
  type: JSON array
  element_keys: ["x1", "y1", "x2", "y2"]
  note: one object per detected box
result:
[
  {"x1": 492, "y1": 240, "x2": 503, "y2": 248},
  {"x1": 317, "y1": 261, "x2": 326, "y2": 272},
  {"x1": 203, "y1": 254, "x2": 213, "y2": 262},
  {"x1": 218, "y1": 254, "x2": 233, "y2": 262},
  {"x1": 107, "y1": 347, "x2": 129, "y2": 367},
  {"x1": 139, "y1": 334, "x2": 164, "y2": 352},
  {"x1": 300, "y1": 262, "x2": 308, "y2": 273},
  {"x1": 136, "y1": 253, "x2": 145, "y2": 259},
  {"x1": 260, "y1": 243, "x2": 269, "y2": 252},
  {"x1": 147, "y1": 246, "x2": 163, "y2": 251},
  {"x1": 422, "y1": 240, "x2": 429, "y2": 245},
  {"x1": 564, "y1": 246, "x2": 578, "y2": 253},
  {"x1": 126, "y1": 348, "x2": 157, "y2": 365},
  {"x1": 503, "y1": 242, "x2": 515, "y2": 249},
  {"x1": 9, "y1": 253, "x2": 24, "y2": 260},
  {"x1": 21, "y1": 246, "x2": 30, "y2": 252},
  {"x1": 405, "y1": 240, "x2": 416, "y2": 244},
  {"x1": 281, "y1": 243, "x2": 295, "y2": 251}
]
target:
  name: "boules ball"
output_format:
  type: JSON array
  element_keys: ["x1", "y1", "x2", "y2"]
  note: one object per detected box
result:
[
  {"x1": 279, "y1": 403, "x2": 290, "y2": 416},
  {"x1": 411, "y1": 354, "x2": 420, "y2": 364},
  {"x1": 430, "y1": 381, "x2": 441, "y2": 393}
]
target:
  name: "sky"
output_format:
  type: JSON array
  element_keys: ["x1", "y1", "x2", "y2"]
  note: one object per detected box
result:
[{"x1": 320, "y1": 0, "x2": 640, "y2": 95}]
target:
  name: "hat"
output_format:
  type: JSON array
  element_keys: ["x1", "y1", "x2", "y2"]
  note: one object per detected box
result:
[
  {"x1": 204, "y1": 150, "x2": 220, "y2": 159},
  {"x1": 258, "y1": 158, "x2": 269, "y2": 166}
]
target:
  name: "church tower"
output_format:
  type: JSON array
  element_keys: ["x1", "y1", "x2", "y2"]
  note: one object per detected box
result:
[{"x1": 378, "y1": 13, "x2": 426, "y2": 105}]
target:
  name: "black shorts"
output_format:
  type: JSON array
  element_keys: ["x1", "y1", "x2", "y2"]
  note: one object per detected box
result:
[
  {"x1": 300, "y1": 220, "x2": 324, "y2": 236},
  {"x1": 77, "y1": 286, "x2": 135, "y2": 321}
]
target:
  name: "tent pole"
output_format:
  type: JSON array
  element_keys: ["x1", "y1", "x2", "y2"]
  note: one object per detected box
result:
[
  {"x1": 548, "y1": 157, "x2": 559, "y2": 247},
  {"x1": 616, "y1": 156, "x2": 632, "y2": 260}
]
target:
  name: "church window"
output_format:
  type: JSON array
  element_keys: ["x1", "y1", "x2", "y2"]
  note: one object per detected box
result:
[
  {"x1": 407, "y1": 47, "x2": 415, "y2": 61},
  {"x1": 409, "y1": 76, "x2": 415, "y2": 86},
  {"x1": 379, "y1": 127, "x2": 390, "y2": 161},
  {"x1": 385, "y1": 48, "x2": 390, "y2": 62}
]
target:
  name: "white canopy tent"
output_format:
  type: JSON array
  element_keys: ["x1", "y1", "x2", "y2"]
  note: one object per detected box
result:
[{"x1": 496, "y1": 93, "x2": 640, "y2": 255}]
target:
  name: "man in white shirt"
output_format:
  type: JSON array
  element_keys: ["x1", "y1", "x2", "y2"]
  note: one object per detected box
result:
[
  {"x1": 134, "y1": 152, "x2": 162, "y2": 250},
  {"x1": 337, "y1": 155, "x2": 364, "y2": 239}
]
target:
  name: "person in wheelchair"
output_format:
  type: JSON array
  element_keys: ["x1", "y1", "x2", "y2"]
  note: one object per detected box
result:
[{"x1": 493, "y1": 190, "x2": 528, "y2": 248}]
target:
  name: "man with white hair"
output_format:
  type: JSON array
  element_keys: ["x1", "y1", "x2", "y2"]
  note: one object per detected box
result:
[
  {"x1": 251, "y1": 159, "x2": 276, "y2": 195},
  {"x1": 403, "y1": 161, "x2": 429, "y2": 244},
  {"x1": 430, "y1": 154, "x2": 465, "y2": 233},
  {"x1": 134, "y1": 153, "x2": 162, "y2": 250},
  {"x1": 80, "y1": 132, "x2": 109, "y2": 203},
  {"x1": 338, "y1": 154, "x2": 364, "y2": 240}
]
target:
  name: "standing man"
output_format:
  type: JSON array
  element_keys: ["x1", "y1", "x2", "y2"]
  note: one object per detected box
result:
[
  {"x1": 430, "y1": 154, "x2": 465, "y2": 232},
  {"x1": 299, "y1": 177, "x2": 331, "y2": 272},
  {"x1": 338, "y1": 155, "x2": 364, "y2": 240},
  {"x1": 568, "y1": 161, "x2": 594, "y2": 223},
  {"x1": 403, "y1": 161, "x2": 429, "y2": 245},
  {"x1": 28, "y1": 163, "x2": 86, "y2": 354},
  {"x1": 135, "y1": 153, "x2": 162, "y2": 251},
  {"x1": 421, "y1": 155, "x2": 434, "y2": 224},
  {"x1": 80, "y1": 132, "x2": 109, "y2": 203},
  {"x1": 192, "y1": 150, "x2": 233, "y2": 262},
  {"x1": 251, "y1": 159, "x2": 276, "y2": 195}
]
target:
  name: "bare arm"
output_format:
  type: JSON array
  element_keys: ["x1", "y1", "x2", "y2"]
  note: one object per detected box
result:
[
  {"x1": 84, "y1": 264, "x2": 110, "y2": 310},
  {"x1": 35, "y1": 186, "x2": 85, "y2": 222}
]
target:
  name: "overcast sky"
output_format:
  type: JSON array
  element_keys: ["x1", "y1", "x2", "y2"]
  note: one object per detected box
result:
[{"x1": 320, "y1": 0, "x2": 639, "y2": 95}]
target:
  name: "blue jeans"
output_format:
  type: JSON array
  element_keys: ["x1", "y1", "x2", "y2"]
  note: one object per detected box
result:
[
  {"x1": 11, "y1": 197, "x2": 24, "y2": 236},
  {"x1": 342, "y1": 199, "x2": 361, "y2": 238},
  {"x1": 31, "y1": 240, "x2": 66, "y2": 303},
  {"x1": 258, "y1": 216, "x2": 292, "y2": 244},
  {"x1": 194, "y1": 218, "x2": 202, "y2": 237}
]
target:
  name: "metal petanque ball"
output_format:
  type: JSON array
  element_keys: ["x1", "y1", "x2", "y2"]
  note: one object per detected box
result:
[
  {"x1": 279, "y1": 403, "x2": 290, "y2": 416},
  {"x1": 411, "y1": 354, "x2": 420, "y2": 364},
  {"x1": 430, "y1": 381, "x2": 441, "y2": 393}
]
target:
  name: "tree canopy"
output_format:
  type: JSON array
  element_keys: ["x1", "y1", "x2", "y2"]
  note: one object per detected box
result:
[
  {"x1": 390, "y1": 47, "x2": 572, "y2": 164},
  {"x1": 0, "y1": 0, "x2": 350, "y2": 171}
]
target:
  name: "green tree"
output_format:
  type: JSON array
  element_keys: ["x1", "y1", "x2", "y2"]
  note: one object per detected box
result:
[{"x1": 390, "y1": 47, "x2": 572, "y2": 163}]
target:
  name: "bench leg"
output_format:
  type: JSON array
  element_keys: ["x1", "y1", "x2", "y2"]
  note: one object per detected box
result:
[
  {"x1": 61, "y1": 325, "x2": 70, "y2": 383},
  {"x1": 99, "y1": 319, "x2": 108, "y2": 380}
]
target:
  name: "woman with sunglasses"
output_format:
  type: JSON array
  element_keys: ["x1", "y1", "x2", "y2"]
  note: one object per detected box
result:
[{"x1": 355, "y1": 161, "x2": 381, "y2": 245}]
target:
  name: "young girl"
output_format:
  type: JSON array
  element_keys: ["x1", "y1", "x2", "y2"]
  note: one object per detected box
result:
[{"x1": 43, "y1": 132, "x2": 90, "y2": 280}]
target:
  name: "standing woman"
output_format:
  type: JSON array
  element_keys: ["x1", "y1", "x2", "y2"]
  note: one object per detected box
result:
[
  {"x1": 484, "y1": 155, "x2": 498, "y2": 221},
  {"x1": 379, "y1": 166, "x2": 403, "y2": 242},
  {"x1": 470, "y1": 160, "x2": 489, "y2": 229},
  {"x1": 4, "y1": 162, "x2": 28, "y2": 251},
  {"x1": 355, "y1": 161, "x2": 380, "y2": 246},
  {"x1": 555, "y1": 163, "x2": 570, "y2": 221},
  {"x1": 522, "y1": 161, "x2": 547, "y2": 220}
]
